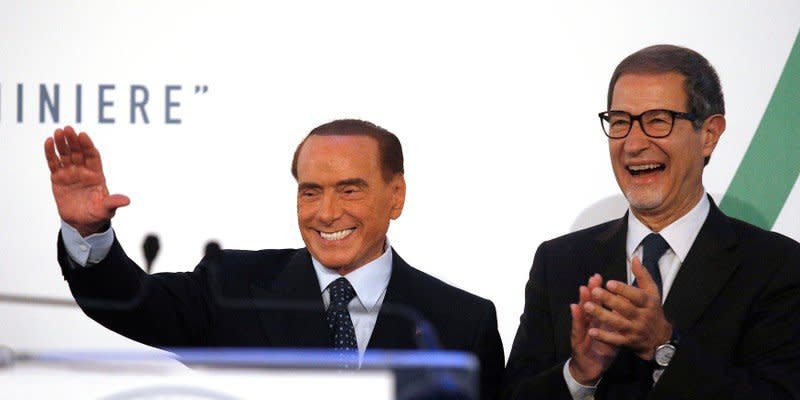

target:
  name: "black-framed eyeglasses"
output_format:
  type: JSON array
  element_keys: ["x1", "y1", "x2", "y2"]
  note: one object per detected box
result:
[{"x1": 598, "y1": 109, "x2": 698, "y2": 139}]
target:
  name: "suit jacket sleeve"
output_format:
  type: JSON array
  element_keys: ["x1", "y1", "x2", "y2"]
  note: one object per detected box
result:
[
  {"x1": 57, "y1": 232, "x2": 214, "y2": 347},
  {"x1": 473, "y1": 300, "x2": 506, "y2": 400},
  {"x1": 501, "y1": 240, "x2": 574, "y2": 400},
  {"x1": 650, "y1": 236, "x2": 800, "y2": 399}
]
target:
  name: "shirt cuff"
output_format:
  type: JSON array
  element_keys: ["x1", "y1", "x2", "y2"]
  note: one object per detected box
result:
[
  {"x1": 60, "y1": 220, "x2": 115, "y2": 267},
  {"x1": 562, "y1": 358, "x2": 599, "y2": 400}
]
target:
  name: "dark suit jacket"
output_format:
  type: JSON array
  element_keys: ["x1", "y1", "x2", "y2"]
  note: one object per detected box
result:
[
  {"x1": 502, "y1": 199, "x2": 800, "y2": 399},
  {"x1": 58, "y1": 238, "x2": 504, "y2": 400}
]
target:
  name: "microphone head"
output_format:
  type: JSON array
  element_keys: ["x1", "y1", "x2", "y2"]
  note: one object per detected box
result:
[
  {"x1": 204, "y1": 241, "x2": 222, "y2": 260},
  {"x1": 142, "y1": 234, "x2": 160, "y2": 273}
]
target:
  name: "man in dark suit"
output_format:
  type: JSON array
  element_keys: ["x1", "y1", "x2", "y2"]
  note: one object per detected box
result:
[
  {"x1": 503, "y1": 45, "x2": 800, "y2": 399},
  {"x1": 45, "y1": 119, "x2": 504, "y2": 400}
]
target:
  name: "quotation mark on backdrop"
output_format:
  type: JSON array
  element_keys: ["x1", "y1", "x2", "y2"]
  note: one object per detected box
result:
[{"x1": 194, "y1": 85, "x2": 209, "y2": 94}]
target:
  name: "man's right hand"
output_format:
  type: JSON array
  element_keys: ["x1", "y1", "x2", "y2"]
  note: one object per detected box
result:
[
  {"x1": 568, "y1": 273, "x2": 619, "y2": 385},
  {"x1": 45, "y1": 126, "x2": 130, "y2": 237}
]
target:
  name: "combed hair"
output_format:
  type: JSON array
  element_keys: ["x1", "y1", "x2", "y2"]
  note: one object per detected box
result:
[
  {"x1": 607, "y1": 44, "x2": 725, "y2": 130},
  {"x1": 291, "y1": 119, "x2": 404, "y2": 182}
]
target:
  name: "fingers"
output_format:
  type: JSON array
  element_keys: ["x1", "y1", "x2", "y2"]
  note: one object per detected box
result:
[
  {"x1": 53, "y1": 127, "x2": 72, "y2": 167},
  {"x1": 588, "y1": 326, "x2": 627, "y2": 346},
  {"x1": 573, "y1": 278, "x2": 598, "y2": 345},
  {"x1": 580, "y1": 274, "x2": 603, "y2": 308},
  {"x1": 570, "y1": 303, "x2": 588, "y2": 342},
  {"x1": 44, "y1": 137, "x2": 60, "y2": 173},
  {"x1": 579, "y1": 285, "x2": 590, "y2": 306},
  {"x1": 583, "y1": 301, "x2": 630, "y2": 331},
  {"x1": 590, "y1": 286, "x2": 638, "y2": 319},
  {"x1": 50, "y1": 126, "x2": 89, "y2": 169},
  {"x1": 631, "y1": 257, "x2": 661, "y2": 298},
  {"x1": 66, "y1": 127, "x2": 85, "y2": 167},
  {"x1": 606, "y1": 279, "x2": 650, "y2": 307},
  {"x1": 77, "y1": 131, "x2": 103, "y2": 172},
  {"x1": 47, "y1": 126, "x2": 102, "y2": 172},
  {"x1": 587, "y1": 273, "x2": 603, "y2": 292}
]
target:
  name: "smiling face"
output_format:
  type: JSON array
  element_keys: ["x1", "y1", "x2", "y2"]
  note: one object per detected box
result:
[
  {"x1": 296, "y1": 135, "x2": 405, "y2": 275},
  {"x1": 609, "y1": 72, "x2": 724, "y2": 230}
]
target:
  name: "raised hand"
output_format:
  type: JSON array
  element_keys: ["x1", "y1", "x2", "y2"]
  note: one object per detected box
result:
[
  {"x1": 44, "y1": 126, "x2": 130, "y2": 237},
  {"x1": 569, "y1": 273, "x2": 620, "y2": 385},
  {"x1": 583, "y1": 257, "x2": 673, "y2": 360}
]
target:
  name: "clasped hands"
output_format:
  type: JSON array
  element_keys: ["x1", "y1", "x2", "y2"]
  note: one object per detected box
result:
[{"x1": 568, "y1": 257, "x2": 673, "y2": 385}]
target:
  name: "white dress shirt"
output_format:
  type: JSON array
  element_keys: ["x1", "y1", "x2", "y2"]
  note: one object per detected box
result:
[
  {"x1": 564, "y1": 194, "x2": 711, "y2": 400},
  {"x1": 311, "y1": 242, "x2": 392, "y2": 361},
  {"x1": 61, "y1": 220, "x2": 114, "y2": 266}
]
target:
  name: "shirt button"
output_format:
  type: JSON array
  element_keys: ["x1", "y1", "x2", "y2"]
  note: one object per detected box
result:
[{"x1": 79, "y1": 245, "x2": 88, "y2": 252}]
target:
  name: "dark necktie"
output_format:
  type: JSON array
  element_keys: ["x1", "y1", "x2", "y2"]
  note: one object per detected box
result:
[
  {"x1": 636, "y1": 233, "x2": 670, "y2": 297},
  {"x1": 326, "y1": 277, "x2": 358, "y2": 367}
]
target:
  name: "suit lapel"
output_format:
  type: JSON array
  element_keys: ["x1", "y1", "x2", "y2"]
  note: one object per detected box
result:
[
  {"x1": 367, "y1": 251, "x2": 418, "y2": 350},
  {"x1": 596, "y1": 213, "x2": 629, "y2": 285},
  {"x1": 663, "y1": 199, "x2": 741, "y2": 332},
  {"x1": 249, "y1": 249, "x2": 331, "y2": 348}
]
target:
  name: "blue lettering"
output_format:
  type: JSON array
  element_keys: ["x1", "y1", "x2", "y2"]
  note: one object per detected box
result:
[
  {"x1": 75, "y1": 84, "x2": 82, "y2": 123},
  {"x1": 165, "y1": 85, "x2": 181, "y2": 124},
  {"x1": 16, "y1": 83, "x2": 23, "y2": 123},
  {"x1": 39, "y1": 84, "x2": 60, "y2": 123},
  {"x1": 98, "y1": 84, "x2": 115, "y2": 124},
  {"x1": 130, "y1": 85, "x2": 150, "y2": 124}
]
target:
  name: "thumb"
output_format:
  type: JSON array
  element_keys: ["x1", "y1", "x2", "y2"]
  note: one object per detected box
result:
[
  {"x1": 104, "y1": 194, "x2": 131, "y2": 211},
  {"x1": 632, "y1": 256, "x2": 660, "y2": 297},
  {"x1": 570, "y1": 303, "x2": 589, "y2": 342}
]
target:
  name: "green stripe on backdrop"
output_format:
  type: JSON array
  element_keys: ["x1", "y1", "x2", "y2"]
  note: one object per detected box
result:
[{"x1": 721, "y1": 29, "x2": 800, "y2": 229}]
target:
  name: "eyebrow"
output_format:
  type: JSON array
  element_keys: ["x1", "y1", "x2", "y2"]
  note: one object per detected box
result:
[
  {"x1": 336, "y1": 178, "x2": 368, "y2": 188},
  {"x1": 297, "y1": 178, "x2": 368, "y2": 192},
  {"x1": 297, "y1": 182, "x2": 322, "y2": 192}
]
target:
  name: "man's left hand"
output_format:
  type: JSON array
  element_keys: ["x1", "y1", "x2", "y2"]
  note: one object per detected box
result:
[{"x1": 581, "y1": 257, "x2": 672, "y2": 360}]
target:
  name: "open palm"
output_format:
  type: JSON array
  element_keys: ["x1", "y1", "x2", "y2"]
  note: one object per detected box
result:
[{"x1": 44, "y1": 126, "x2": 130, "y2": 237}]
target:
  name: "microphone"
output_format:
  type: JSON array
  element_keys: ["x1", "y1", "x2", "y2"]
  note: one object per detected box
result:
[
  {"x1": 203, "y1": 241, "x2": 221, "y2": 260},
  {"x1": 142, "y1": 234, "x2": 160, "y2": 274}
]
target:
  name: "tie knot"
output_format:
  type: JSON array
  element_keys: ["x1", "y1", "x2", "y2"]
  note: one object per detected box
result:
[
  {"x1": 642, "y1": 233, "x2": 670, "y2": 265},
  {"x1": 328, "y1": 277, "x2": 356, "y2": 307}
]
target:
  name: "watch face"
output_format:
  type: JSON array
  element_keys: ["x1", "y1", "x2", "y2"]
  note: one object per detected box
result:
[{"x1": 655, "y1": 344, "x2": 676, "y2": 367}]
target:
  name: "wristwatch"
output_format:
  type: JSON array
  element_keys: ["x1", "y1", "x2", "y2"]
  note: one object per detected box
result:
[{"x1": 654, "y1": 328, "x2": 681, "y2": 368}]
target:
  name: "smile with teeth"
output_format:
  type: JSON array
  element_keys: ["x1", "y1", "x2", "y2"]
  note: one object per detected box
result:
[
  {"x1": 319, "y1": 228, "x2": 355, "y2": 241},
  {"x1": 628, "y1": 163, "x2": 665, "y2": 175}
]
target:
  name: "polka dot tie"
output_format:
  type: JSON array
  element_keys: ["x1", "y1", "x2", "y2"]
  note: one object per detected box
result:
[{"x1": 326, "y1": 277, "x2": 358, "y2": 367}]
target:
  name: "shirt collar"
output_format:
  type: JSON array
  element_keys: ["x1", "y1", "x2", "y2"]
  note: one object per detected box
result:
[
  {"x1": 311, "y1": 238, "x2": 393, "y2": 311},
  {"x1": 626, "y1": 193, "x2": 710, "y2": 262}
]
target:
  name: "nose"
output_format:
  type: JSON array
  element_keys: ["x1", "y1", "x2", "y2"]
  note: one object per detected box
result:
[
  {"x1": 622, "y1": 119, "x2": 651, "y2": 155},
  {"x1": 317, "y1": 192, "x2": 342, "y2": 225}
]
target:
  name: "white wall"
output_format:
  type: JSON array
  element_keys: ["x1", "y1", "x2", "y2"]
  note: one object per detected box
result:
[{"x1": 1, "y1": 0, "x2": 798, "y2": 356}]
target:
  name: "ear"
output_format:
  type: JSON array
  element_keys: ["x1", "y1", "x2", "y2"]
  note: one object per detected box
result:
[
  {"x1": 389, "y1": 173, "x2": 406, "y2": 220},
  {"x1": 701, "y1": 114, "x2": 726, "y2": 159}
]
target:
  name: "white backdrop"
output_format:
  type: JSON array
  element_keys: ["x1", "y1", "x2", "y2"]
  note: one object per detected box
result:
[{"x1": 1, "y1": 1, "x2": 799, "y2": 357}]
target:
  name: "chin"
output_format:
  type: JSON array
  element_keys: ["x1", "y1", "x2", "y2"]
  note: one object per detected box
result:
[
  {"x1": 311, "y1": 251, "x2": 352, "y2": 269},
  {"x1": 624, "y1": 188, "x2": 664, "y2": 212}
]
